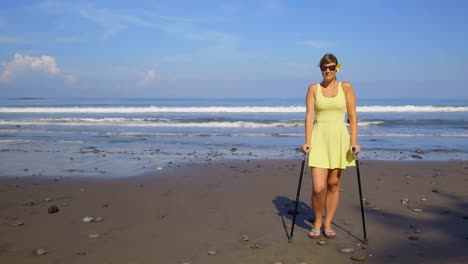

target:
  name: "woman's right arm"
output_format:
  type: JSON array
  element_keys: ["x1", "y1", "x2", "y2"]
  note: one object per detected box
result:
[{"x1": 302, "y1": 84, "x2": 316, "y2": 153}]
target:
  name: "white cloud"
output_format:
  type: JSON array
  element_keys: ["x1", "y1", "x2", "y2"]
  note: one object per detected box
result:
[
  {"x1": 137, "y1": 70, "x2": 158, "y2": 87},
  {"x1": 300, "y1": 40, "x2": 331, "y2": 49},
  {"x1": 0, "y1": 53, "x2": 75, "y2": 84}
]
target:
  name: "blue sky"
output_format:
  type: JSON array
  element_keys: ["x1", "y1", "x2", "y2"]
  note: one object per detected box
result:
[{"x1": 0, "y1": 0, "x2": 467, "y2": 99}]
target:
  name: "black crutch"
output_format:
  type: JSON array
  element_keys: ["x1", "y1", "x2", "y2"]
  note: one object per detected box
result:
[
  {"x1": 288, "y1": 151, "x2": 308, "y2": 242},
  {"x1": 353, "y1": 147, "x2": 368, "y2": 244}
]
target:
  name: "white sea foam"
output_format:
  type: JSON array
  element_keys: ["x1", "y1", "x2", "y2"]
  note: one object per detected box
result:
[
  {"x1": 0, "y1": 118, "x2": 382, "y2": 128},
  {"x1": 0, "y1": 105, "x2": 467, "y2": 113}
]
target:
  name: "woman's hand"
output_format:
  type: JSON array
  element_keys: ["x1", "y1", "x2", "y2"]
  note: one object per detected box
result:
[
  {"x1": 301, "y1": 144, "x2": 311, "y2": 154},
  {"x1": 350, "y1": 144, "x2": 361, "y2": 154}
]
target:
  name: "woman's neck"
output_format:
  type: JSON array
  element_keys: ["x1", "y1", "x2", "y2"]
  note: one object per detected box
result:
[{"x1": 321, "y1": 78, "x2": 337, "y2": 88}]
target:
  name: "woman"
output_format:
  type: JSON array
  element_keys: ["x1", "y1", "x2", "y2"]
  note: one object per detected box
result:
[{"x1": 301, "y1": 53, "x2": 361, "y2": 239}]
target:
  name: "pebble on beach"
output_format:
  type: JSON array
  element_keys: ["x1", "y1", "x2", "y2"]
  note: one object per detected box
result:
[
  {"x1": 36, "y1": 249, "x2": 47, "y2": 255},
  {"x1": 47, "y1": 205, "x2": 59, "y2": 214},
  {"x1": 82, "y1": 216, "x2": 94, "y2": 223},
  {"x1": 317, "y1": 240, "x2": 326, "y2": 245},
  {"x1": 240, "y1": 234, "x2": 249, "y2": 242},
  {"x1": 401, "y1": 198, "x2": 409, "y2": 204},
  {"x1": 339, "y1": 248, "x2": 355, "y2": 254},
  {"x1": 207, "y1": 249, "x2": 217, "y2": 255},
  {"x1": 351, "y1": 253, "x2": 369, "y2": 261}
]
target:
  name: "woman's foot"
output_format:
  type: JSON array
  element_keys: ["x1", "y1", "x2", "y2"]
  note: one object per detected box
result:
[
  {"x1": 323, "y1": 229, "x2": 336, "y2": 239},
  {"x1": 309, "y1": 228, "x2": 321, "y2": 239},
  {"x1": 309, "y1": 222, "x2": 322, "y2": 239}
]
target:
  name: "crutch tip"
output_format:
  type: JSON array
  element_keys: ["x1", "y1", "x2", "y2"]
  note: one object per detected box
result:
[
  {"x1": 288, "y1": 238, "x2": 294, "y2": 243},
  {"x1": 363, "y1": 238, "x2": 368, "y2": 244}
]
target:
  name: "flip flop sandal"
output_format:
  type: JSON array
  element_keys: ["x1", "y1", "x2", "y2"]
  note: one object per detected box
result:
[
  {"x1": 309, "y1": 228, "x2": 321, "y2": 239},
  {"x1": 323, "y1": 229, "x2": 336, "y2": 239}
]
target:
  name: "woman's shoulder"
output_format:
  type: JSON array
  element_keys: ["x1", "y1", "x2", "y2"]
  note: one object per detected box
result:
[
  {"x1": 341, "y1": 81, "x2": 353, "y2": 90},
  {"x1": 308, "y1": 83, "x2": 318, "y2": 92},
  {"x1": 340, "y1": 81, "x2": 354, "y2": 91}
]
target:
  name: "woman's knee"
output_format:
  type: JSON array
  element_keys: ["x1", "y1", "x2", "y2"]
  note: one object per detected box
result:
[
  {"x1": 313, "y1": 185, "x2": 326, "y2": 196},
  {"x1": 327, "y1": 181, "x2": 340, "y2": 192}
]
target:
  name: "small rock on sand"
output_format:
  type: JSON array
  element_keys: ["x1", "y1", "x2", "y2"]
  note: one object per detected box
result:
[
  {"x1": 11, "y1": 221, "x2": 24, "y2": 227},
  {"x1": 47, "y1": 205, "x2": 59, "y2": 214},
  {"x1": 36, "y1": 249, "x2": 46, "y2": 255},
  {"x1": 207, "y1": 249, "x2": 217, "y2": 255},
  {"x1": 413, "y1": 208, "x2": 423, "y2": 212},
  {"x1": 89, "y1": 234, "x2": 100, "y2": 239},
  {"x1": 339, "y1": 248, "x2": 355, "y2": 254},
  {"x1": 94, "y1": 216, "x2": 103, "y2": 222},
  {"x1": 401, "y1": 198, "x2": 409, "y2": 204},
  {"x1": 409, "y1": 235, "x2": 419, "y2": 240},
  {"x1": 241, "y1": 234, "x2": 249, "y2": 242},
  {"x1": 317, "y1": 240, "x2": 326, "y2": 245},
  {"x1": 351, "y1": 253, "x2": 368, "y2": 261},
  {"x1": 82, "y1": 216, "x2": 94, "y2": 223}
]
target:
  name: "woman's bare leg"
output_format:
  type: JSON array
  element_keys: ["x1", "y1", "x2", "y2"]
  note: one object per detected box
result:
[
  {"x1": 311, "y1": 167, "x2": 328, "y2": 235},
  {"x1": 324, "y1": 169, "x2": 342, "y2": 235}
]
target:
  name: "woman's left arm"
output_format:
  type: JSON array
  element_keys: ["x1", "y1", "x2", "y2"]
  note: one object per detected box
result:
[{"x1": 343, "y1": 82, "x2": 361, "y2": 153}]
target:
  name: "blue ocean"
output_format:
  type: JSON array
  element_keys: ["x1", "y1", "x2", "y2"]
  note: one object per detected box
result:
[{"x1": 0, "y1": 98, "x2": 467, "y2": 177}]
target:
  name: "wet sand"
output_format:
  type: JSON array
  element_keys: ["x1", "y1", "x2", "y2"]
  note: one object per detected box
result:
[{"x1": 0, "y1": 159, "x2": 467, "y2": 264}]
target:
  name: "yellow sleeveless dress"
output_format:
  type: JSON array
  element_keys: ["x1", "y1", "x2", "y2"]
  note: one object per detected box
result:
[{"x1": 308, "y1": 82, "x2": 355, "y2": 169}]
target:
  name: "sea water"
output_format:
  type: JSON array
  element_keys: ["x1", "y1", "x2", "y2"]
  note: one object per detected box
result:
[{"x1": 0, "y1": 98, "x2": 467, "y2": 177}]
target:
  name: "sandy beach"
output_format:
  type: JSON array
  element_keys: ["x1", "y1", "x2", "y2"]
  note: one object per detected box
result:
[{"x1": 1, "y1": 159, "x2": 467, "y2": 264}]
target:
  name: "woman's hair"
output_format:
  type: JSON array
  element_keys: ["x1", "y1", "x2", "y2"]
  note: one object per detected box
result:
[{"x1": 319, "y1": 53, "x2": 338, "y2": 66}]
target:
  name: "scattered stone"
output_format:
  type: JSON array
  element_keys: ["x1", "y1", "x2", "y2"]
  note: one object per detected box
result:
[
  {"x1": 413, "y1": 208, "x2": 423, "y2": 212},
  {"x1": 230, "y1": 148, "x2": 237, "y2": 152},
  {"x1": 241, "y1": 234, "x2": 249, "y2": 242},
  {"x1": 351, "y1": 253, "x2": 369, "y2": 261},
  {"x1": 82, "y1": 216, "x2": 94, "y2": 223},
  {"x1": 25, "y1": 201, "x2": 35, "y2": 206},
  {"x1": 411, "y1": 154, "x2": 423, "y2": 160},
  {"x1": 317, "y1": 240, "x2": 327, "y2": 245},
  {"x1": 250, "y1": 244, "x2": 262, "y2": 249},
  {"x1": 409, "y1": 235, "x2": 419, "y2": 240},
  {"x1": 44, "y1": 198, "x2": 52, "y2": 202},
  {"x1": 371, "y1": 207, "x2": 380, "y2": 211},
  {"x1": 12, "y1": 221, "x2": 24, "y2": 227},
  {"x1": 102, "y1": 203, "x2": 109, "y2": 208},
  {"x1": 432, "y1": 189, "x2": 439, "y2": 193},
  {"x1": 339, "y1": 248, "x2": 355, "y2": 254},
  {"x1": 421, "y1": 198, "x2": 427, "y2": 202},
  {"x1": 401, "y1": 198, "x2": 409, "y2": 204},
  {"x1": 207, "y1": 249, "x2": 217, "y2": 255},
  {"x1": 89, "y1": 234, "x2": 100, "y2": 239},
  {"x1": 36, "y1": 248, "x2": 47, "y2": 255},
  {"x1": 77, "y1": 252, "x2": 86, "y2": 256},
  {"x1": 94, "y1": 217, "x2": 103, "y2": 222},
  {"x1": 48, "y1": 205, "x2": 60, "y2": 214}
]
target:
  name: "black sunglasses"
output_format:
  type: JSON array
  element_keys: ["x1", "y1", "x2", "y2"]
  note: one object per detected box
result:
[{"x1": 320, "y1": 65, "x2": 337, "y2": 71}]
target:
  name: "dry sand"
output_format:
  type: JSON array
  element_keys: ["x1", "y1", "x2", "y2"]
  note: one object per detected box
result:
[{"x1": 1, "y1": 159, "x2": 467, "y2": 264}]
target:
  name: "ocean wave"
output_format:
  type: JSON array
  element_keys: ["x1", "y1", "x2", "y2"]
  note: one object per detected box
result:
[
  {"x1": 362, "y1": 133, "x2": 468, "y2": 137},
  {"x1": 0, "y1": 118, "x2": 382, "y2": 128},
  {"x1": 0, "y1": 105, "x2": 467, "y2": 113}
]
